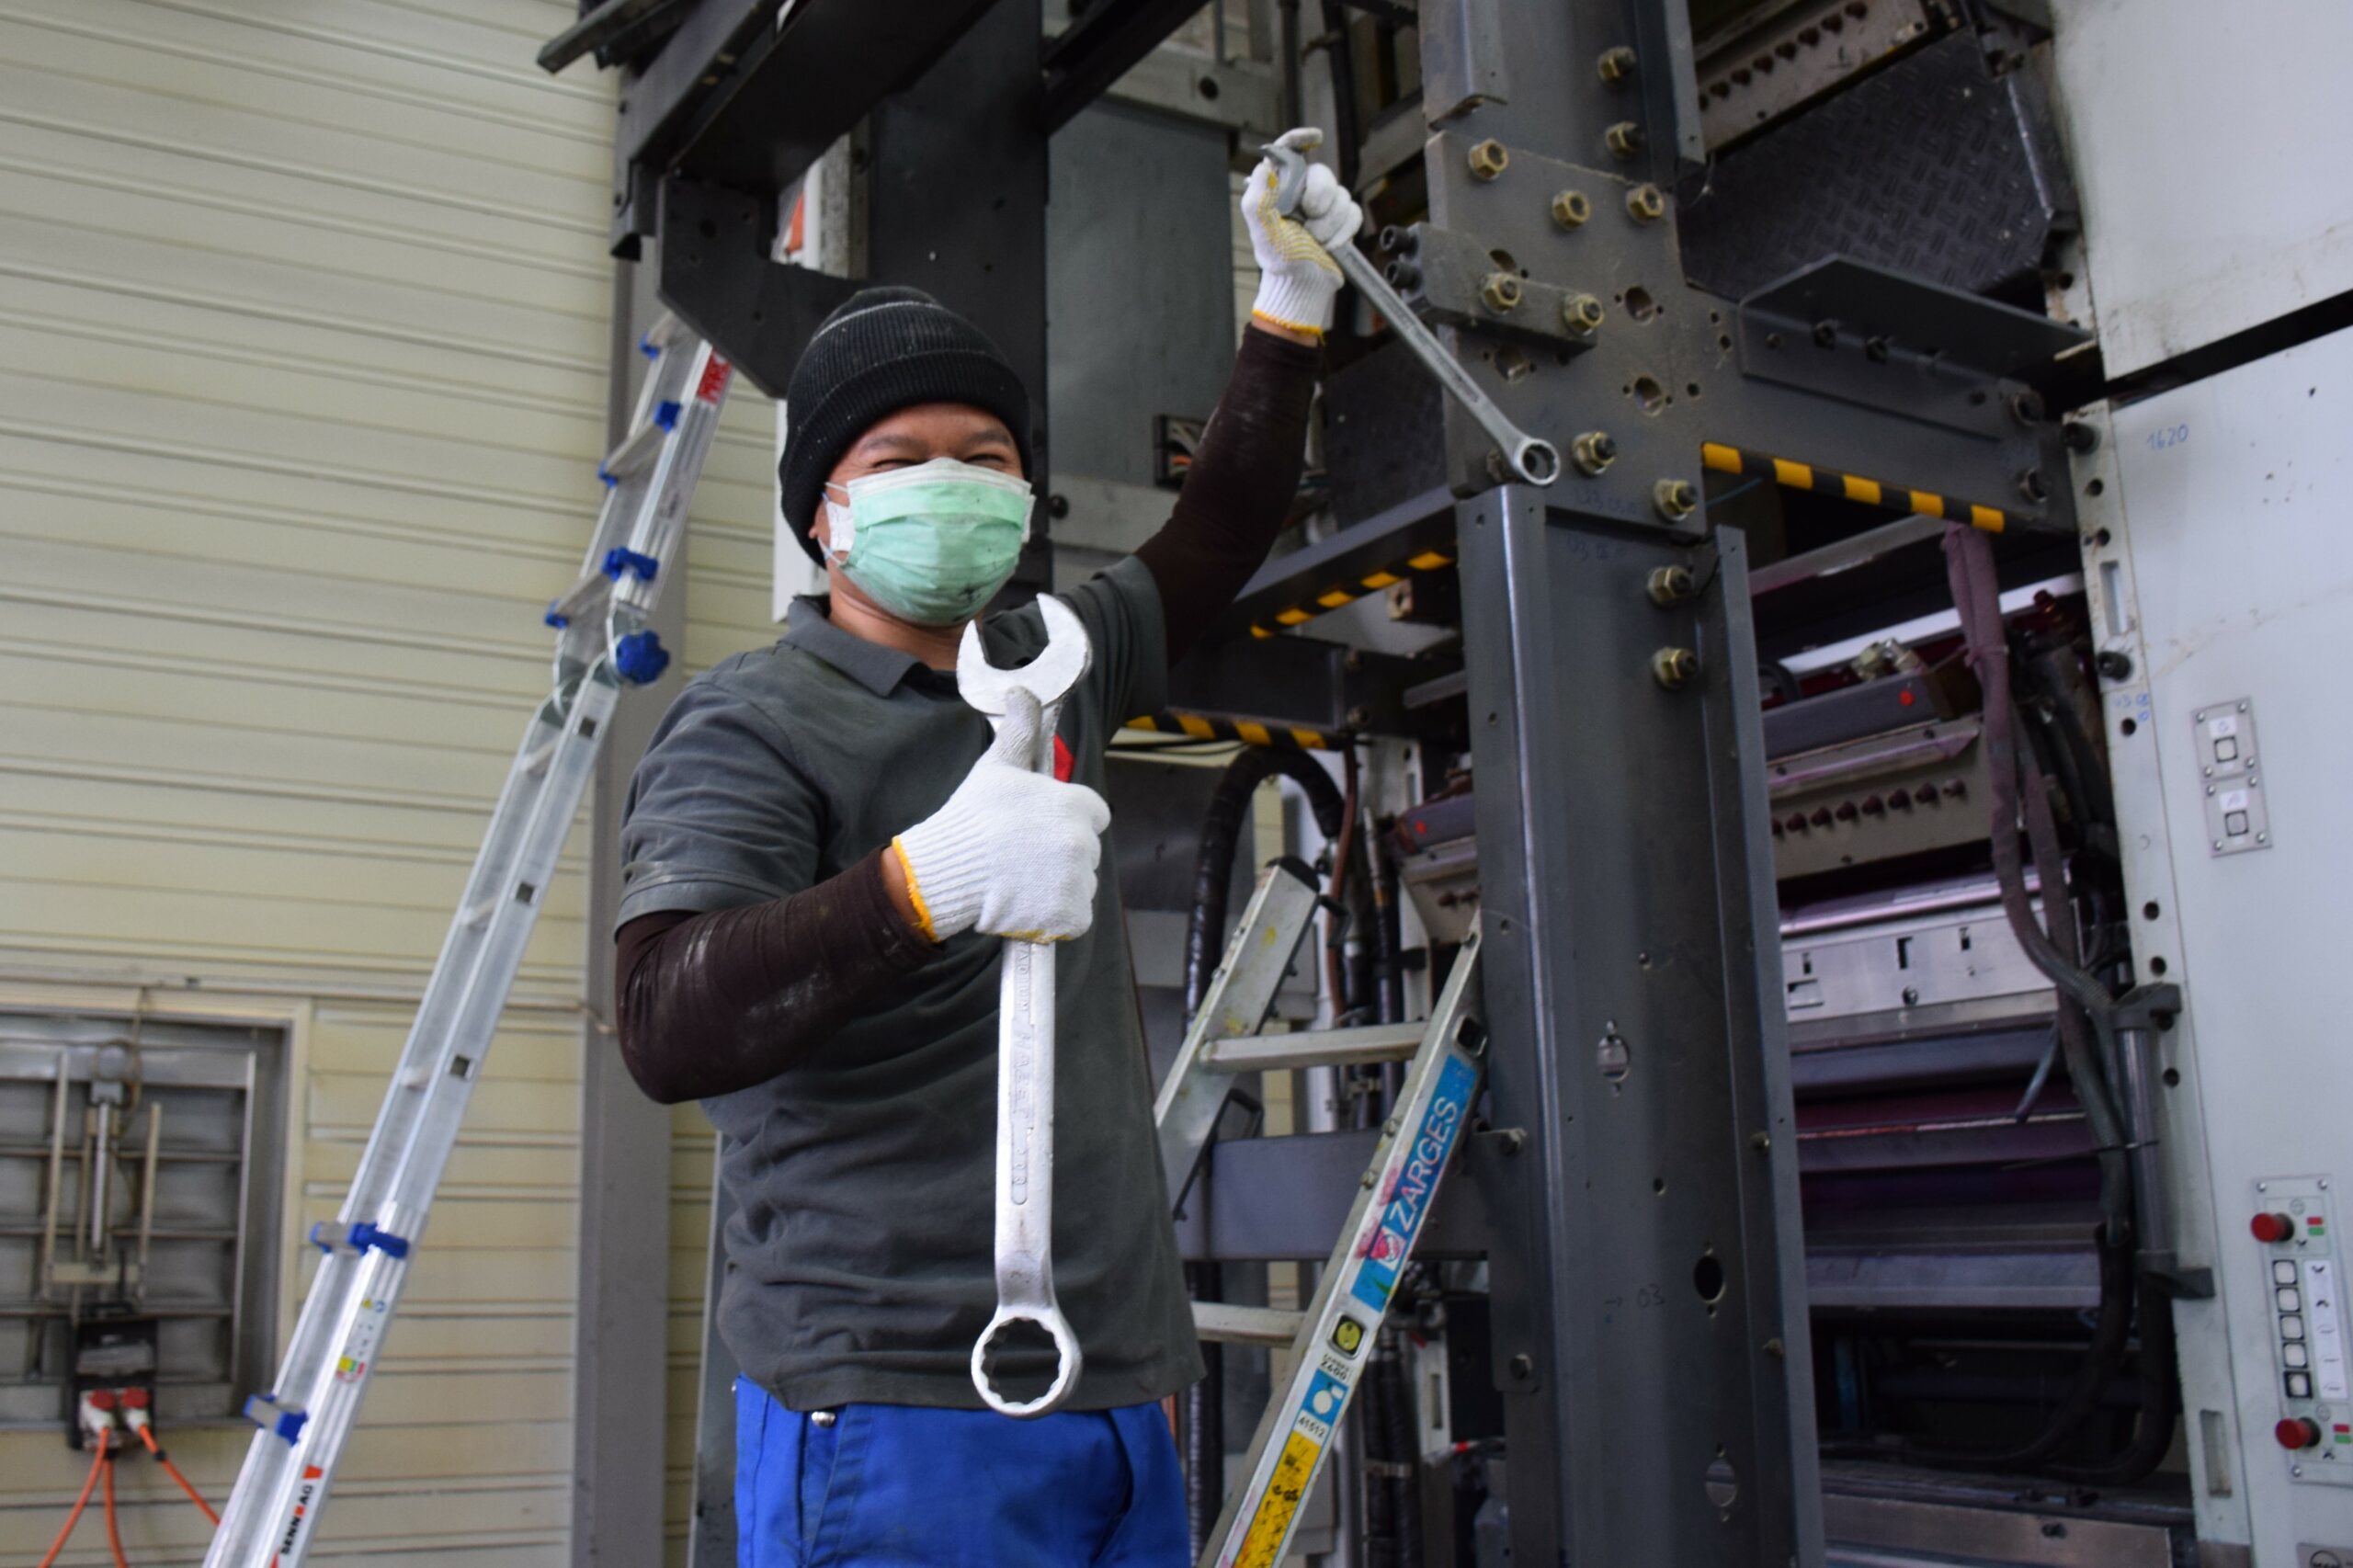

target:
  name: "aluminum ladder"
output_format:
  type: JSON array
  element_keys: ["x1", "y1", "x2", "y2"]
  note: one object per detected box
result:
[
  {"x1": 1155, "y1": 861, "x2": 1487, "y2": 1568},
  {"x1": 203, "y1": 317, "x2": 733, "y2": 1567}
]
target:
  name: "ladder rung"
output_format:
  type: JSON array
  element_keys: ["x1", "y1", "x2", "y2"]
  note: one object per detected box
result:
[
  {"x1": 600, "y1": 417, "x2": 666, "y2": 481},
  {"x1": 1192, "y1": 1302, "x2": 1306, "y2": 1346},
  {"x1": 1199, "y1": 1020, "x2": 1426, "y2": 1074}
]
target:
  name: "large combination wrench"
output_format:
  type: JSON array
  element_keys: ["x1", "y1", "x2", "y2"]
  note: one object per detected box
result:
[
  {"x1": 956, "y1": 594, "x2": 1093, "y2": 1417},
  {"x1": 1261, "y1": 133, "x2": 1561, "y2": 488}
]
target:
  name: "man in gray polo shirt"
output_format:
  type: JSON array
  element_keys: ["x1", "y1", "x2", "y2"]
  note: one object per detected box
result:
[{"x1": 614, "y1": 133, "x2": 1359, "y2": 1565}]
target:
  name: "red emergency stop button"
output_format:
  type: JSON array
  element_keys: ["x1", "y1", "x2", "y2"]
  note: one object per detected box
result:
[
  {"x1": 2253, "y1": 1212, "x2": 2298, "y2": 1244},
  {"x1": 2278, "y1": 1417, "x2": 2323, "y2": 1450}
]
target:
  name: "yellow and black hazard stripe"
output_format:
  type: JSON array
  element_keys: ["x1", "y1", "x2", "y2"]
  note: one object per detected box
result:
[
  {"x1": 1246, "y1": 547, "x2": 1458, "y2": 640},
  {"x1": 1701, "y1": 442, "x2": 2010, "y2": 533},
  {"x1": 1122, "y1": 712, "x2": 1343, "y2": 751}
]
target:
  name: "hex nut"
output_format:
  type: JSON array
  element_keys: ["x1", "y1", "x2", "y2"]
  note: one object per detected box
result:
[
  {"x1": 1626, "y1": 183, "x2": 1666, "y2": 222},
  {"x1": 1572, "y1": 430, "x2": 1618, "y2": 475},
  {"x1": 1468, "y1": 139, "x2": 1509, "y2": 180},
  {"x1": 1654, "y1": 478, "x2": 1699, "y2": 520},
  {"x1": 1552, "y1": 188, "x2": 1593, "y2": 228},
  {"x1": 1605, "y1": 120, "x2": 1645, "y2": 160},
  {"x1": 1652, "y1": 646, "x2": 1700, "y2": 688},
  {"x1": 1563, "y1": 292, "x2": 1605, "y2": 334},
  {"x1": 1647, "y1": 563, "x2": 1695, "y2": 605},
  {"x1": 1597, "y1": 45, "x2": 1639, "y2": 82},
  {"x1": 1480, "y1": 271, "x2": 1524, "y2": 312},
  {"x1": 1384, "y1": 258, "x2": 1421, "y2": 290}
]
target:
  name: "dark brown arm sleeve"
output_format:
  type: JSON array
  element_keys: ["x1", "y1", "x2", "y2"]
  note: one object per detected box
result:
[
  {"x1": 613, "y1": 847, "x2": 934, "y2": 1104},
  {"x1": 1134, "y1": 324, "x2": 1322, "y2": 662}
]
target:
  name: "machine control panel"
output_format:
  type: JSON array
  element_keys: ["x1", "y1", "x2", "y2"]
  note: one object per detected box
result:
[
  {"x1": 2197, "y1": 698, "x2": 2272, "y2": 856},
  {"x1": 2257, "y1": 1176, "x2": 2353, "y2": 1483}
]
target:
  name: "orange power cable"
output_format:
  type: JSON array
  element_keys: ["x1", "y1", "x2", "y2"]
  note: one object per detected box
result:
[
  {"x1": 101, "y1": 1452, "x2": 131, "y2": 1568},
  {"x1": 138, "y1": 1423, "x2": 222, "y2": 1526},
  {"x1": 35, "y1": 1442, "x2": 107, "y2": 1568}
]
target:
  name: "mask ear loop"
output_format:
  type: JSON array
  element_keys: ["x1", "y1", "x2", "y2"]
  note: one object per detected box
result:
[{"x1": 822, "y1": 484, "x2": 855, "y2": 557}]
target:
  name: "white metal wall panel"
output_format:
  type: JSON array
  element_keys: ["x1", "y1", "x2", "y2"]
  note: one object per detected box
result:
[
  {"x1": 2051, "y1": 0, "x2": 2353, "y2": 379},
  {"x1": 0, "y1": 1, "x2": 778, "y2": 1559}
]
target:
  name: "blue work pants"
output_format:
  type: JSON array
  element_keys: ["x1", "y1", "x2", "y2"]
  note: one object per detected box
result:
[{"x1": 734, "y1": 1379, "x2": 1190, "y2": 1567}]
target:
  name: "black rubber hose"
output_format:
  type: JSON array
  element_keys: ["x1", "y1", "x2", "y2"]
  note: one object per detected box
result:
[
  {"x1": 1183, "y1": 748, "x2": 1347, "y2": 1020},
  {"x1": 1827, "y1": 1232, "x2": 2137, "y2": 1473},
  {"x1": 1184, "y1": 1261, "x2": 1224, "y2": 1554},
  {"x1": 2052, "y1": 1273, "x2": 2180, "y2": 1483},
  {"x1": 1826, "y1": 528, "x2": 2144, "y2": 1474},
  {"x1": 1384, "y1": 1336, "x2": 1425, "y2": 1566}
]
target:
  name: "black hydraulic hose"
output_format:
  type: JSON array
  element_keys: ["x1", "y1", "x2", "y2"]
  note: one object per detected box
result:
[
  {"x1": 1943, "y1": 527, "x2": 2129, "y2": 1166},
  {"x1": 1182, "y1": 748, "x2": 1347, "y2": 1020},
  {"x1": 1369, "y1": 809, "x2": 1404, "y2": 1027},
  {"x1": 1383, "y1": 1336, "x2": 1425, "y2": 1567},
  {"x1": 1827, "y1": 528, "x2": 2144, "y2": 1475},
  {"x1": 1184, "y1": 1261, "x2": 1224, "y2": 1555},
  {"x1": 1828, "y1": 1232, "x2": 2137, "y2": 1473},
  {"x1": 2052, "y1": 1271, "x2": 2180, "y2": 1483}
]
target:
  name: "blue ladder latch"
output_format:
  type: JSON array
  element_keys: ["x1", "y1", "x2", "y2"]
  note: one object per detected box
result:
[
  {"x1": 311, "y1": 1220, "x2": 412, "y2": 1259},
  {"x1": 544, "y1": 601, "x2": 570, "y2": 629},
  {"x1": 602, "y1": 547, "x2": 660, "y2": 584},
  {"x1": 244, "y1": 1394, "x2": 309, "y2": 1445},
  {"x1": 654, "y1": 400, "x2": 682, "y2": 432},
  {"x1": 614, "y1": 630, "x2": 670, "y2": 686}
]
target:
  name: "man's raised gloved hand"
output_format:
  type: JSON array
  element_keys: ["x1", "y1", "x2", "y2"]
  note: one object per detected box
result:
[
  {"x1": 892, "y1": 687, "x2": 1111, "y2": 944},
  {"x1": 1241, "y1": 127, "x2": 1367, "y2": 338}
]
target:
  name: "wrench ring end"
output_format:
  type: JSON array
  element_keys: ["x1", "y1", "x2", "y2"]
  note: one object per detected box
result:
[
  {"x1": 1513, "y1": 438, "x2": 1563, "y2": 487},
  {"x1": 971, "y1": 1305, "x2": 1085, "y2": 1419}
]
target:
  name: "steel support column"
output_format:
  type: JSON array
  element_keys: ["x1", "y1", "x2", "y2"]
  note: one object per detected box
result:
[
  {"x1": 1459, "y1": 490, "x2": 1821, "y2": 1567},
  {"x1": 573, "y1": 254, "x2": 681, "y2": 1568}
]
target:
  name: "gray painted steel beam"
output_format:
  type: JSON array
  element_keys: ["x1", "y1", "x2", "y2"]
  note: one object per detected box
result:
[{"x1": 573, "y1": 256, "x2": 681, "y2": 1568}]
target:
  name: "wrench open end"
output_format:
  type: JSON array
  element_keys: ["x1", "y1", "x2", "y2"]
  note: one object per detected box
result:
[
  {"x1": 971, "y1": 1304, "x2": 1085, "y2": 1419},
  {"x1": 956, "y1": 594, "x2": 1090, "y2": 719}
]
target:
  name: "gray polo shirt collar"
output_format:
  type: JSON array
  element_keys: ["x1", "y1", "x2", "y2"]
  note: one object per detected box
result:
[{"x1": 782, "y1": 594, "x2": 926, "y2": 697}]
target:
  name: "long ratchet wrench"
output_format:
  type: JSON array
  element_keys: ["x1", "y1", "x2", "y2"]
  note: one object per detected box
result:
[
  {"x1": 1261, "y1": 133, "x2": 1562, "y2": 488},
  {"x1": 955, "y1": 594, "x2": 1093, "y2": 1417}
]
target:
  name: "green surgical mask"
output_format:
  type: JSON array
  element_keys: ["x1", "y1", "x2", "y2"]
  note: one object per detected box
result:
[{"x1": 824, "y1": 457, "x2": 1034, "y2": 625}]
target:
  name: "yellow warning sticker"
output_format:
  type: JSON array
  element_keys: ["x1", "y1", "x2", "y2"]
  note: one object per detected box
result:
[{"x1": 1235, "y1": 1430, "x2": 1322, "y2": 1568}]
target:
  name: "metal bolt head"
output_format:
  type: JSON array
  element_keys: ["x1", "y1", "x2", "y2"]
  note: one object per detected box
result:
[
  {"x1": 1552, "y1": 188, "x2": 1593, "y2": 228},
  {"x1": 1652, "y1": 646, "x2": 1699, "y2": 688},
  {"x1": 1748, "y1": 1130, "x2": 1771, "y2": 1152},
  {"x1": 1648, "y1": 563, "x2": 1695, "y2": 605},
  {"x1": 1813, "y1": 318, "x2": 1839, "y2": 348},
  {"x1": 1626, "y1": 183, "x2": 1666, "y2": 222},
  {"x1": 2010, "y1": 388, "x2": 2048, "y2": 426},
  {"x1": 2018, "y1": 467, "x2": 2051, "y2": 503},
  {"x1": 2063, "y1": 419, "x2": 2101, "y2": 453},
  {"x1": 1572, "y1": 430, "x2": 1617, "y2": 475},
  {"x1": 1597, "y1": 45, "x2": 1639, "y2": 81},
  {"x1": 1479, "y1": 271, "x2": 1524, "y2": 312},
  {"x1": 1383, "y1": 257, "x2": 1421, "y2": 290},
  {"x1": 1467, "y1": 139, "x2": 1509, "y2": 180},
  {"x1": 1605, "y1": 120, "x2": 1645, "y2": 160},
  {"x1": 1654, "y1": 477, "x2": 1699, "y2": 520},
  {"x1": 1508, "y1": 1353, "x2": 1534, "y2": 1381},
  {"x1": 1563, "y1": 293, "x2": 1605, "y2": 334},
  {"x1": 2095, "y1": 649, "x2": 2133, "y2": 681}
]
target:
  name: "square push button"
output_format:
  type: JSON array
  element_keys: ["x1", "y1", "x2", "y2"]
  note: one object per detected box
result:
[
  {"x1": 2288, "y1": 1370, "x2": 2314, "y2": 1399},
  {"x1": 2225, "y1": 810, "x2": 2251, "y2": 836},
  {"x1": 2215, "y1": 735, "x2": 2240, "y2": 763},
  {"x1": 2287, "y1": 1343, "x2": 2312, "y2": 1369}
]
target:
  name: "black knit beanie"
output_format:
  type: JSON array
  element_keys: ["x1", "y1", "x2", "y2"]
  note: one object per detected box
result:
[{"x1": 777, "y1": 286, "x2": 1033, "y2": 564}]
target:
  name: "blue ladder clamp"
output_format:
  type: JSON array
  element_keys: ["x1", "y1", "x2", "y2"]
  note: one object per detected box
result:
[{"x1": 614, "y1": 631, "x2": 669, "y2": 686}]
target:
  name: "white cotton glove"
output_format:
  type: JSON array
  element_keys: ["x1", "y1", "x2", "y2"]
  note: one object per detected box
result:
[
  {"x1": 1242, "y1": 128, "x2": 1365, "y2": 336},
  {"x1": 892, "y1": 688, "x2": 1111, "y2": 944}
]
